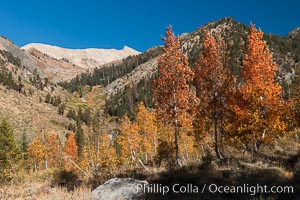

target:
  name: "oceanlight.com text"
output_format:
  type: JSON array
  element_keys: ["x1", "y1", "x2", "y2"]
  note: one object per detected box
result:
[
  {"x1": 208, "y1": 183, "x2": 294, "y2": 196},
  {"x1": 136, "y1": 183, "x2": 294, "y2": 196}
]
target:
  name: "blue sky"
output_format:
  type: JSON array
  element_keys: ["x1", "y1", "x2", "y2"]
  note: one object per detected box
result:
[{"x1": 0, "y1": 0, "x2": 299, "y2": 52}]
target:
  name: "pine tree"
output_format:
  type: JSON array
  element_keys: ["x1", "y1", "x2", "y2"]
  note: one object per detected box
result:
[
  {"x1": 45, "y1": 93, "x2": 51, "y2": 103},
  {"x1": 152, "y1": 26, "x2": 196, "y2": 166},
  {"x1": 90, "y1": 109, "x2": 102, "y2": 156},
  {"x1": 92, "y1": 110, "x2": 101, "y2": 133},
  {"x1": 20, "y1": 130, "x2": 29, "y2": 161},
  {"x1": 82, "y1": 107, "x2": 91, "y2": 125},
  {"x1": 53, "y1": 96, "x2": 61, "y2": 106},
  {"x1": 58, "y1": 103, "x2": 66, "y2": 115},
  {"x1": 0, "y1": 120, "x2": 20, "y2": 181},
  {"x1": 44, "y1": 77, "x2": 49, "y2": 87},
  {"x1": 77, "y1": 107, "x2": 83, "y2": 121},
  {"x1": 75, "y1": 121, "x2": 85, "y2": 158},
  {"x1": 67, "y1": 123, "x2": 76, "y2": 132},
  {"x1": 66, "y1": 108, "x2": 76, "y2": 120}
]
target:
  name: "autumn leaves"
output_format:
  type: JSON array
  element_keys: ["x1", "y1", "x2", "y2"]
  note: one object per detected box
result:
[
  {"x1": 119, "y1": 103, "x2": 157, "y2": 168},
  {"x1": 28, "y1": 132, "x2": 78, "y2": 171},
  {"x1": 193, "y1": 28, "x2": 235, "y2": 160},
  {"x1": 26, "y1": 24, "x2": 293, "y2": 172},
  {"x1": 146, "y1": 24, "x2": 291, "y2": 165},
  {"x1": 152, "y1": 26, "x2": 196, "y2": 165},
  {"x1": 232, "y1": 24, "x2": 290, "y2": 153}
]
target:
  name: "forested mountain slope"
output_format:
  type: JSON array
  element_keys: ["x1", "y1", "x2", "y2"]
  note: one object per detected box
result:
[{"x1": 60, "y1": 18, "x2": 300, "y2": 118}]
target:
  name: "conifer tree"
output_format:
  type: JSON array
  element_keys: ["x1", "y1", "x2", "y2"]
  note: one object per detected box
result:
[
  {"x1": 0, "y1": 120, "x2": 20, "y2": 181},
  {"x1": 92, "y1": 110, "x2": 101, "y2": 133},
  {"x1": 53, "y1": 95, "x2": 61, "y2": 106},
  {"x1": 75, "y1": 121, "x2": 85, "y2": 157},
  {"x1": 20, "y1": 130, "x2": 29, "y2": 161},
  {"x1": 82, "y1": 107, "x2": 91, "y2": 125},
  {"x1": 58, "y1": 103, "x2": 66, "y2": 115},
  {"x1": 77, "y1": 107, "x2": 83, "y2": 121},
  {"x1": 66, "y1": 108, "x2": 76, "y2": 120},
  {"x1": 45, "y1": 93, "x2": 51, "y2": 103}
]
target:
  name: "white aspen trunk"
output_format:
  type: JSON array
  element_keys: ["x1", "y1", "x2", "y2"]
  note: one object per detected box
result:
[
  {"x1": 34, "y1": 163, "x2": 37, "y2": 172},
  {"x1": 173, "y1": 81, "x2": 180, "y2": 166},
  {"x1": 68, "y1": 157, "x2": 89, "y2": 177}
]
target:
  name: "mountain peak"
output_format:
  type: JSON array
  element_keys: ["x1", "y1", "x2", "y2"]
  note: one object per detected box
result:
[
  {"x1": 22, "y1": 43, "x2": 140, "y2": 69},
  {"x1": 123, "y1": 45, "x2": 133, "y2": 50}
]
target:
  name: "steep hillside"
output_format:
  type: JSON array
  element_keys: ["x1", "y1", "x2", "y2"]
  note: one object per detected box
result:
[
  {"x1": 0, "y1": 83, "x2": 73, "y2": 140},
  {"x1": 0, "y1": 36, "x2": 87, "y2": 141},
  {"x1": 39, "y1": 18, "x2": 300, "y2": 118},
  {"x1": 0, "y1": 36, "x2": 45, "y2": 78},
  {"x1": 58, "y1": 46, "x2": 163, "y2": 92},
  {"x1": 25, "y1": 47, "x2": 88, "y2": 82},
  {"x1": 103, "y1": 58, "x2": 158, "y2": 116},
  {"x1": 21, "y1": 44, "x2": 140, "y2": 82},
  {"x1": 58, "y1": 46, "x2": 163, "y2": 117},
  {"x1": 102, "y1": 18, "x2": 300, "y2": 117},
  {"x1": 0, "y1": 35, "x2": 141, "y2": 141}
]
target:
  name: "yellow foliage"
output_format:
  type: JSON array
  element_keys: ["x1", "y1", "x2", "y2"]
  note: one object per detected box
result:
[{"x1": 28, "y1": 135, "x2": 46, "y2": 171}]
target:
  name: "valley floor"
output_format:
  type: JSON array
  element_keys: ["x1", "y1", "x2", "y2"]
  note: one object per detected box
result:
[
  {"x1": 0, "y1": 181, "x2": 91, "y2": 200},
  {"x1": 1, "y1": 130, "x2": 299, "y2": 200}
]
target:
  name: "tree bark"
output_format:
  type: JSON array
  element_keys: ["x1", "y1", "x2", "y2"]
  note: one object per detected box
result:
[
  {"x1": 174, "y1": 118, "x2": 179, "y2": 166},
  {"x1": 173, "y1": 81, "x2": 180, "y2": 167},
  {"x1": 214, "y1": 112, "x2": 224, "y2": 160}
]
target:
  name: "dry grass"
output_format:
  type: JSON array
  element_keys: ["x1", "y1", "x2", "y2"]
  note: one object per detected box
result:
[
  {"x1": 143, "y1": 132, "x2": 300, "y2": 200},
  {"x1": 0, "y1": 181, "x2": 92, "y2": 200},
  {"x1": 0, "y1": 84, "x2": 73, "y2": 141}
]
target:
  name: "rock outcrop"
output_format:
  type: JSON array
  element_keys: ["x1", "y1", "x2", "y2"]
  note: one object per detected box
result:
[{"x1": 92, "y1": 178, "x2": 148, "y2": 200}]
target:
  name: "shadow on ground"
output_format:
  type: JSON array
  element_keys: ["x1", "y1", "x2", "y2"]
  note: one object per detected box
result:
[{"x1": 144, "y1": 152, "x2": 300, "y2": 200}]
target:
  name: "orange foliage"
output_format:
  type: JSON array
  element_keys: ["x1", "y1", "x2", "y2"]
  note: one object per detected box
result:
[
  {"x1": 64, "y1": 132, "x2": 78, "y2": 160},
  {"x1": 28, "y1": 132, "x2": 62, "y2": 170},
  {"x1": 234, "y1": 24, "x2": 289, "y2": 152},
  {"x1": 152, "y1": 26, "x2": 195, "y2": 123},
  {"x1": 47, "y1": 133, "x2": 60, "y2": 167},
  {"x1": 152, "y1": 26, "x2": 196, "y2": 165},
  {"x1": 194, "y1": 31, "x2": 235, "y2": 159}
]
